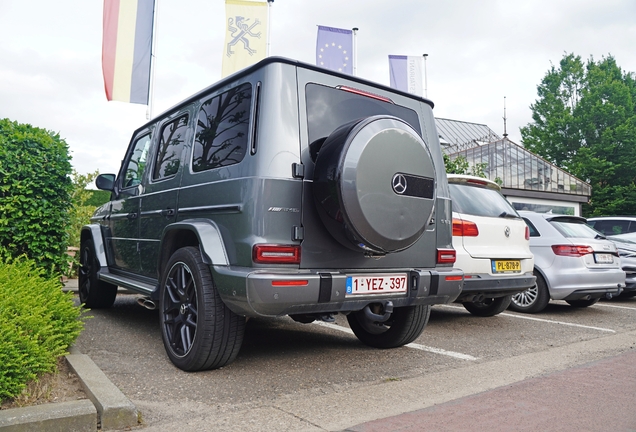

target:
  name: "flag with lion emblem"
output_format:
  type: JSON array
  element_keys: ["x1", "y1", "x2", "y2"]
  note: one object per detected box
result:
[{"x1": 222, "y1": 0, "x2": 268, "y2": 77}]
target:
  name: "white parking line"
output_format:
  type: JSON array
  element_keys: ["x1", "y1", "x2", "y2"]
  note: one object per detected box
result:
[
  {"x1": 312, "y1": 321, "x2": 478, "y2": 361},
  {"x1": 595, "y1": 303, "x2": 636, "y2": 311},
  {"x1": 437, "y1": 304, "x2": 616, "y2": 333}
]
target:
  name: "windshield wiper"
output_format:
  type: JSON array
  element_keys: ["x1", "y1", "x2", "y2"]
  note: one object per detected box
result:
[{"x1": 499, "y1": 211, "x2": 519, "y2": 219}]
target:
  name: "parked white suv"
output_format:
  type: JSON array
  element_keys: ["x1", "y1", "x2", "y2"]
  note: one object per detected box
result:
[{"x1": 448, "y1": 175, "x2": 535, "y2": 316}]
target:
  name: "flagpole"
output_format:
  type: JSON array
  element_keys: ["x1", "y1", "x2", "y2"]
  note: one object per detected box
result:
[
  {"x1": 266, "y1": 0, "x2": 274, "y2": 56},
  {"x1": 146, "y1": 0, "x2": 159, "y2": 120},
  {"x1": 423, "y1": 53, "x2": 428, "y2": 98},
  {"x1": 352, "y1": 27, "x2": 358, "y2": 76}
]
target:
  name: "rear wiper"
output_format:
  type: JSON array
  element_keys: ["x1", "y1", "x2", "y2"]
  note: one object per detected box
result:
[
  {"x1": 595, "y1": 234, "x2": 606, "y2": 239},
  {"x1": 499, "y1": 211, "x2": 519, "y2": 219}
]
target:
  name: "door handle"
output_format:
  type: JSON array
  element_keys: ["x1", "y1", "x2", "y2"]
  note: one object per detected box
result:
[
  {"x1": 127, "y1": 212, "x2": 138, "y2": 220},
  {"x1": 161, "y1": 208, "x2": 175, "y2": 218}
]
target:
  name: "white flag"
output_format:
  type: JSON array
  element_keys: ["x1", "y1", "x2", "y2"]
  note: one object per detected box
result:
[
  {"x1": 222, "y1": 0, "x2": 268, "y2": 77},
  {"x1": 388, "y1": 55, "x2": 424, "y2": 96}
]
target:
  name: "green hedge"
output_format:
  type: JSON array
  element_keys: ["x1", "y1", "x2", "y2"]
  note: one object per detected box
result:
[
  {"x1": 0, "y1": 119, "x2": 73, "y2": 276},
  {"x1": 0, "y1": 257, "x2": 84, "y2": 401}
]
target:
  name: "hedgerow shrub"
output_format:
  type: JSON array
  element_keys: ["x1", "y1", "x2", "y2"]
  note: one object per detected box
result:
[
  {"x1": 0, "y1": 119, "x2": 73, "y2": 276},
  {"x1": 0, "y1": 257, "x2": 84, "y2": 401}
]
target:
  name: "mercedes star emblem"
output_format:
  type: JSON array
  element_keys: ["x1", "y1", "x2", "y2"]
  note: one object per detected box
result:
[
  {"x1": 504, "y1": 226, "x2": 510, "y2": 238},
  {"x1": 392, "y1": 174, "x2": 407, "y2": 195}
]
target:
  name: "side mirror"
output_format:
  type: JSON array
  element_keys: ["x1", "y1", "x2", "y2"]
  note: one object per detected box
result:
[{"x1": 95, "y1": 173, "x2": 116, "y2": 191}]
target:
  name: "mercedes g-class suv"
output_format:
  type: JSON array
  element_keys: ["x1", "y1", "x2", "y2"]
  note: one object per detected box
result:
[{"x1": 80, "y1": 57, "x2": 463, "y2": 371}]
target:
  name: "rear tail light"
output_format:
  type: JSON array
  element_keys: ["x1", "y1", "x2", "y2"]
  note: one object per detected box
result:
[
  {"x1": 253, "y1": 244, "x2": 301, "y2": 264},
  {"x1": 437, "y1": 248, "x2": 456, "y2": 264},
  {"x1": 551, "y1": 245, "x2": 594, "y2": 257},
  {"x1": 525, "y1": 226, "x2": 530, "y2": 241},
  {"x1": 452, "y1": 218, "x2": 479, "y2": 237}
]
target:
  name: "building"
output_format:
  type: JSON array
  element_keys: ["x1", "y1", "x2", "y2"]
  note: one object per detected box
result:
[{"x1": 436, "y1": 118, "x2": 590, "y2": 216}]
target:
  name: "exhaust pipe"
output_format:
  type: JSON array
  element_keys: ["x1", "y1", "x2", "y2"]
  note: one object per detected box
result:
[{"x1": 137, "y1": 297, "x2": 156, "y2": 310}]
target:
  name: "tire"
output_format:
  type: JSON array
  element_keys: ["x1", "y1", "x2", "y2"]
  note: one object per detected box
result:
[
  {"x1": 347, "y1": 304, "x2": 430, "y2": 348},
  {"x1": 463, "y1": 295, "x2": 512, "y2": 317},
  {"x1": 78, "y1": 238, "x2": 117, "y2": 308},
  {"x1": 566, "y1": 298, "x2": 600, "y2": 308},
  {"x1": 313, "y1": 115, "x2": 436, "y2": 255},
  {"x1": 509, "y1": 271, "x2": 550, "y2": 313},
  {"x1": 159, "y1": 246, "x2": 245, "y2": 371}
]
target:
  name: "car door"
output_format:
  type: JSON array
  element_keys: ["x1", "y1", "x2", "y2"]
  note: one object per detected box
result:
[
  {"x1": 138, "y1": 110, "x2": 191, "y2": 279},
  {"x1": 107, "y1": 131, "x2": 153, "y2": 274}
]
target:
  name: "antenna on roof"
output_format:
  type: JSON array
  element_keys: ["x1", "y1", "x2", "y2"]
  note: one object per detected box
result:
[{"x1": 503, "y1": 96, "x2": 508, "y2": 138}]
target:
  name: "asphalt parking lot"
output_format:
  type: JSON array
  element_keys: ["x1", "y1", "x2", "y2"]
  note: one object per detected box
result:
[{"x1": 73, "y1": 293, "x2": 636, "y2": 431}]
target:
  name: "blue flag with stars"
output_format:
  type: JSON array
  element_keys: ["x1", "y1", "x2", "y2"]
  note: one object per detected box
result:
[{"x1": 316, "y1": 26, "x2": 353, "y2": 74}]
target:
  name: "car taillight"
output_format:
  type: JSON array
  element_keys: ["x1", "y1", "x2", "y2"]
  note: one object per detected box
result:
[
  {"x1": 253, "y1": 244, "x2": 301, "y2": 264},
  {"x1": 437, "y1": 248, "x2": 456, "y2": 264},
  {"x1": 525, "y1": 226, "x2": 530, "y2": 241},
  {"x1": 452, "y1": 218, "x2": 479, "y2": 237},
  {"x1": 551, "y1": 245, "x2": 594, "y2": 257},
  {"x1": 337, "y1": 85, "x2": 394, "y2": 103}
]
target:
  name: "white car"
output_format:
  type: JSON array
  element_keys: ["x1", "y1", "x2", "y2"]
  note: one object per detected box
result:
[
  {"x1": 511, "y1": 211, "x2": 626, "y2": 313},
  {"x1": 449, "y1": 175, "x2": 535, "y2": 316}
]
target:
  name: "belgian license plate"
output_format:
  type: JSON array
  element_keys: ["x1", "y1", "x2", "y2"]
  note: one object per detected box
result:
[
  {"x1": 492, "y1": 260, "x2": 521, "y2": 273},
  {"x1": 346, "y1": 274, "x2": 408, "y2": 296},
  {"x1": 595, "y1": 253, "x2": 614, "y2": 264}
]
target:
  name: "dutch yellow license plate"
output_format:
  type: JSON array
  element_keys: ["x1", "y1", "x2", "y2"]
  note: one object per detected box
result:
[{"x1": 492, "y1": 260, "x2": 521, "y2": 273}]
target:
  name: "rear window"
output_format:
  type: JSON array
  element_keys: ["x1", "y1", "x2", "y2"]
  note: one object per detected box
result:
[
  {"x1": 551, "y1": 219, "x2": 602, "y2": 239},
  {"x1": 305, "y1": 83, "x2": 421, "y2": 145},
  {"x1": 449, "y1": 183, "x2": 518, "y2": 218},
  {"x1": 588, "y1": 219, "x2": 633, "y2": 236}
]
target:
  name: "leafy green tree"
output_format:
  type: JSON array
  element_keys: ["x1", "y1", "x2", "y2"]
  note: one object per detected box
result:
[
  {"x1": 521, "y1": 54, "x2": 636, "y2": 216},
  {"x1": 443, "y1": 154, "x2": 488, "y2": 178},
  {"x1": 0, "y1": 119, "x2": 73, "y2": 276},
  {"x1": 67, "y1": 170, "x2": 100, "y2": 249}
]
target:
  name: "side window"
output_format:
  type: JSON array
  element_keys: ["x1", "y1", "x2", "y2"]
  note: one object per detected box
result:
[
  {"x1": 523, "y1": 218, "x2": 540, "y2": 237},
  {"x1": 123, "y1": 134, "x2": 152, "y2": 188},
  {"x1": 153, "y1": 115, "x2": 188, "y2": 180},
  {"x1": 594, "y1": 220, "x2": 629, "y2": 235},
  {"x1": 192, "y1": 83, "x2": 252, "y2": 172}
]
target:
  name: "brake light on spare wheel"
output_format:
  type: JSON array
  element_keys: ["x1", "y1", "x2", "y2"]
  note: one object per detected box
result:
[
  {"x1": 253, "y1": 244, "x2": 301, "y2": 264},
  {"x1": 551, "y1": 245, "x2": 594, "y2": 257},
  {"x1": 437, "y1": 248, "x2": 456, "y2": 264},
  {"x1": 452, "y1": 218, "x2": 479, "y2": 237}
]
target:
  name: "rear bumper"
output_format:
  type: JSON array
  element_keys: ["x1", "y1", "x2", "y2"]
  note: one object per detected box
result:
[
  {"x1": 456, "y1": 272, "x2": 536, "y2": 302},
  {"x1": 212, "y1": 266, "x2": 464, "y2": 317},
  {"x1": 545, "y1": 267, "x2": 626, "y2": 300}
]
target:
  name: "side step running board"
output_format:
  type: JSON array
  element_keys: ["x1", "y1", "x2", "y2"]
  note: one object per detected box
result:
[{"x1": 98, "y1": 269, "x2": 156, "y2": 296}]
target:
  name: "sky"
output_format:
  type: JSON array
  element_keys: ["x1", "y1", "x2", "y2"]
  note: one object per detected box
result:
[{"x1": 1, "y1": 0, "x2": 635, "y2": 176}]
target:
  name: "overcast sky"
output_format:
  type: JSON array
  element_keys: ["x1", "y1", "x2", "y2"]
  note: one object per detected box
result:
[{"x1": 1, "y1": 0, "x2": 635, "y2": 176}]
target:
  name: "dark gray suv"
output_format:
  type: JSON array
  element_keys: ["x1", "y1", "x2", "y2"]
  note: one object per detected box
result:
[{"x1": 80, "y1": 57, "x2": 463, "y2": 371}]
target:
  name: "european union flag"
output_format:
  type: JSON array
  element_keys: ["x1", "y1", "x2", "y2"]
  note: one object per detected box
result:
[{"x1": 316, "y1": 26, "x2": 353, "y2": 74}]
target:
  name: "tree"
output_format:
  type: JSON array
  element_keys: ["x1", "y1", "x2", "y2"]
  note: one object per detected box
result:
[
  {"x1": 443, "y1": 154, "x2": 488, "y2": 178},
  {"x1": 521, "y1": 54, "x2": 636, "y2": 216}
]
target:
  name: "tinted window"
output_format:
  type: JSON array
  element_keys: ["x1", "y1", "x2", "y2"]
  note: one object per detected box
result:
[
  {"x1": 153, "y1": 115, "x2": 188, "y2": 180},
  {"x1": 590, "y1": 220, "x2": 631, "y2": 236},
  {"x1": 551, "y1": 219, "x2": 602, "y2": 239},
  {"x1": 305, "y1": 83, "x2": 421, "y2": 145},
  {"x1": 523, "y1": 218, "x2": 540, "y2": 237},
  {"x1": 193, "y1": 83, "x2": 251, "y2": 172},
  {"x1": 123, "y1": 134, "x2": 152, "y2": 188},
  {"x1": 449, "y1": 183, "x2": 519, "y2": 218}
]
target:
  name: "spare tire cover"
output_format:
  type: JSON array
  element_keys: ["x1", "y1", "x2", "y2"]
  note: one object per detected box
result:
[{"x1": 313, "y1": 115, "x2": 436, "y2": 254}]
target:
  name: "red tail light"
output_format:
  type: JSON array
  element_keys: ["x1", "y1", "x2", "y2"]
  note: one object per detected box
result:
[
  {"x1": 525, "y1": 226, "x2": 530, "y2": 241},
  {"x1": 253, "y1": 244, "x2": 301, "y2": 264},
  {"x1": 452, "y1": 218, "x2": 479, "y2": 237},
  {"x1": 437, "y1": 248, "x2": 456, "y2": 264},
  {"x1": 551, "y1": 245, "x2": 594, "y2": 257}
]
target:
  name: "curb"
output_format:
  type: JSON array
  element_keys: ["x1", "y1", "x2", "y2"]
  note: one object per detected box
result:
[{"x1": 0, "y1": 348, "x2": 138, "y2": 432}]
